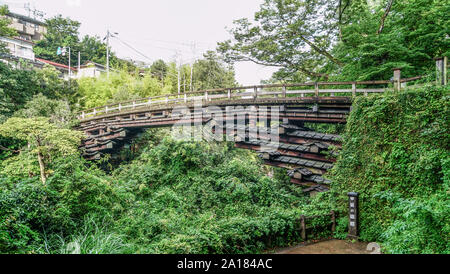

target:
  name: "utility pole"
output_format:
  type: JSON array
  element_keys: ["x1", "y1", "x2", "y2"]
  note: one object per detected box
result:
[
  {"x1": 105, "y1": 30, "x2": 118, "y2": 78},
  {"x1": 183, "y1": 69, "x2": 186, "y2": 93},
  {"x1": 68, "y1": 47, "x2": 71, "y2": 87},
  {"x1": 178, "y1": 64, "x2": 181, "y2": 95},
  {"x1": 57, "y1": 46, "x2": 72, "y2": 86},
  {"x1": 106, "y1": 30, "x2": 110, "y2": 78},
  {"x1": 176, "y1": 51, "x2": 181, "y2": 96},
  {"x1": 78, "y1": 51, "x2": 81, "y2": 77},
  {"x1": 190, "y1": 42, "x2": 196, "y2": 92}
]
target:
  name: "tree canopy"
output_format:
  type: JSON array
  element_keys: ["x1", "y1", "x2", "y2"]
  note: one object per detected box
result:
[
  {"x1": 219, "y1": 0, "x2": 450, "y2": 82},
  {"x1": 34, "y1": 15, "x2": 122, "y2": 68},
  {"x1": 0, "y1": 117, "x2": 83, "y2": 184}
]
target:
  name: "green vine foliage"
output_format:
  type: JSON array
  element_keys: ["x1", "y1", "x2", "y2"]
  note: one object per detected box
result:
[
  {"x1": 327, "y1": 85, "x2": 449, "y2": 253},
  {"x1": 112, "y1": 139, "x2": 310, "y2": 254},
  {"x1": 0, "y1": 136, "x2": 337, "y2": 254}
]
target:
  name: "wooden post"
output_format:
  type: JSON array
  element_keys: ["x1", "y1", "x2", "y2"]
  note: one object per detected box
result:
[
  {"x1": 347, "y1": 192, "x2": 359, "y2": 240},
  {"x1": 300, "y1": 215, "x2": 307, "y2": 241},
  {"x1": 444, "y1": 56, "x2": 448, "y2": 86},
  {"x1": 393, "y1": 68, "x2": 401, "y2": 92},
  {"x1": 105, "y1": 106, "x2": 109, "y2": 114},
  {"x1": 282, "y1": 85, "x2": 287, "y2": 98},
  {"x1": 314, "y1": 82, "x2": 319, "y2": 97},
  {"x1": 435, "y1": 57, "x2": 448, "y2": 86},
  {"x1": 331, "y1": 210, "x2": 336, "y2": 235},
  {"x1": 81, "y1": 111, "x2": 85, "y2": 119},
  {"x1": 228, "y1": 89, "x2": 231, "y2": 99},
  {"x1": 352, "y1": 83, "x2": 357, "y2": 97},
  {"x1": 119, "y1": 103, "x2": 122, "y2": 111},
  {"x1": 184, "y1": 93, "x2": 187, "y2": 103},
  {"x1": 165, "y1": 96, "x2": 169, "y2": 104},
  {"x1": 254, "y1": 87, "x2": 258, "y2": 99},
  {"x1": 132, "y1": 101, "x2": 136, "y2": 109},
  {"x1": 205, "y1": 91, "x2": 208, "y2": 102}
]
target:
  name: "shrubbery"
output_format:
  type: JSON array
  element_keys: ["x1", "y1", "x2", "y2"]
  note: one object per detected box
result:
[
  {"x1": 327, "y1": 85, "x2": 449, "y2": 254},
  {"x1": 0, "y1": 157, "x2": 119, "y2": 253},
  {"x1": 2, "y1": 137, "x2": 334, "y2": 254},
  {"x1": 112, "y1": 139, "x2": 311, "y2": 254}
]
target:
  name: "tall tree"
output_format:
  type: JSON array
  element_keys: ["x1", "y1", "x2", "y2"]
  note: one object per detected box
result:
[
  {"x1": 334, "y1": 0, "x2": 450, "y2": 80},
  {"x1": 34, "y1": 15, "x2": 119, "y2": 67},
  {"x1": 219, "y1": 0, "x2": 449, "y2": 82},
  {"x1": 0, "y1": 117, "x2": 83, "y2": 184},
  {"x1": 34, "y1": 15, "x2": 81, "y2": 66},
  {"x1": 150, "y1": 59, "x2": 169, "y2": 81},
  {"x1": 79, "y1": 35, "x2": 109, "y2": 65},
  {"x1": 218, "y1": 0, "x2": 342, "y2": 80},
  {"x1": 0, "y1": 62, "x2": 40, "y2": 121},
  {"x1": 193, "y1": 51, "x2": 237, "y2": 90}
]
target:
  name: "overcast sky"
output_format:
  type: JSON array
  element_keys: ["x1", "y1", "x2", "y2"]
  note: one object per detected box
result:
[{"x1": 2, "y1": 0, "x2": 278, "y2": 85}]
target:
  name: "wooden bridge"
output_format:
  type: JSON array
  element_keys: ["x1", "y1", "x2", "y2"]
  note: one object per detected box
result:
[{"x1": 77, "y1": 73, "x2": 424, "y2": 194}]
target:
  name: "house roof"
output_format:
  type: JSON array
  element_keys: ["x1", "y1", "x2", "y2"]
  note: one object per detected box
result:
[
  {"x1": 7, "y1": 12, "x2": 46, "y2": 26},
  {"x1": 35, "y1": 58, "x2": 77, "y2": 71},
  {"x1": 80, "y1": 61, "x2": 106, "y2": 70}
]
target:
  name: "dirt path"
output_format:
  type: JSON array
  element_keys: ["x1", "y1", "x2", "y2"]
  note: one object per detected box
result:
[{"x1": 276, "y1": 239, "x2": 371, "y2": 254}]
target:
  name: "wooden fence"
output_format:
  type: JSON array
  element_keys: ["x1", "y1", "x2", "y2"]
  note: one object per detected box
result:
[{"x1": 298, "y1": 210, "x2": 337, "y2": 241}]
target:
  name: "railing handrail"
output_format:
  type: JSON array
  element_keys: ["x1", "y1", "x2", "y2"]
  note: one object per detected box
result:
[{"x1": 78, "y1": 76, "x2": 426, "y2": 119}]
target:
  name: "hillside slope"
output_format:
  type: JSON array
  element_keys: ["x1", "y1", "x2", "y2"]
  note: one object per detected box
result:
[{"x1": 328, "y1": 85, "x2": 449, "y2": 254}]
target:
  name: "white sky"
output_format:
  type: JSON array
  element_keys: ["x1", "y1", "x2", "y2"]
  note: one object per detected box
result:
[{"x1": 2, "y1": 0, "x2": 278, "y2": 85}]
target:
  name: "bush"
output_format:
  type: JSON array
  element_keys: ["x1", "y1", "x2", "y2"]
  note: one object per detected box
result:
[
  {"x1": 0, "y1": 156, "x2": 120, "y2": 253},
  {"x1": 327, "y1": 85, "x2": 449, "y2": 253},
  {"x1": 112, "y1": 138, "x2": 309, "y2": 254}
]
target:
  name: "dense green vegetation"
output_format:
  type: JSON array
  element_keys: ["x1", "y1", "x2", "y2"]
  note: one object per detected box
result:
[
  {"x1": 1, "y1": 135, "x2": 336, "y2": 254},
  {"x1": 327, "y1": 85, "x2": 449, "y2": 254},
  {"x1": 0, "y1": 62, "x2": 76, "y2": 123},
  {"x1": 2, "y1": 85, "x2": 447, "y2": 254}
]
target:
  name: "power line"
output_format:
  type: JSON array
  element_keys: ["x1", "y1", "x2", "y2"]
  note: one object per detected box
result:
[
  {"x1": 119, "y1": 36, "x2": 213, "y2": 54},
  {"x1": 113, "y1": 36, "x2": 153, "y2": 62},
  {"x1": 119, "y1": 34, "x2": 215, "y2": 48}
]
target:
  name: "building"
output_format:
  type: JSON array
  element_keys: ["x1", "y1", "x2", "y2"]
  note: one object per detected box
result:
[
  {"x1": 4, "y1": 12, "x2": 47, "y2": 42},
  {"x1": 1, "y1": 10, "x2": 108, "y2": 79},
  {"x1": 76, "y1": 61, "x2": 107, "y2": 78},
  {"x1": 0, "y1": 11, "x2": 47, "y2": 66},
  {"x1": 0, "y1": 36, "x2": 35, "y2": 61},
  {"x1": 35, "y1": 57, "x2": 77, "y2": 80}
]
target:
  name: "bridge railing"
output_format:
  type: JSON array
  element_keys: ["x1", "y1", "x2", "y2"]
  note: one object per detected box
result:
[{"x1": 78, "y1": 74, "x2": 425, "y2": 120}]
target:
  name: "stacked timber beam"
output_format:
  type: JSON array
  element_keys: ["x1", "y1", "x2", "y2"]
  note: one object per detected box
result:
[
  {"x1": 81, "y1": 126, "x2": 145, "y2": 160},
  {"x1": 232, "y1": 123, "x2": 340, "y2": 194}
]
